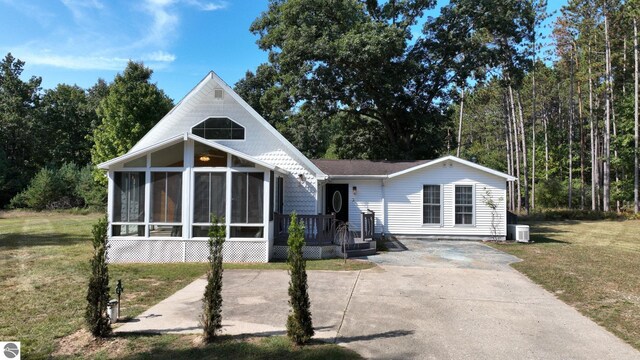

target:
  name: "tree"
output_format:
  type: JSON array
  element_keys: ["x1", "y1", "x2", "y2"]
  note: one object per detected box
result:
[
  {"x1": 85, "y1": 216, "x2": 111, "y2": 337},
  {"x1": 286, "y1": 212, "x2": 314, "y2": 345},
  {"x1": 244, "y1": 0, "x2": 536, "y2": 160},
  {"x1": 0, "y1": 53, "x2": 42, "y2": 206},
  {"x1": 40, "y1": 84, "x2": 96, "y2": 166},
  {"x1": 202, "y1": 215, "x2": 226, "y2": 343},
  {"x1": 90, "y1": 61, "x2": 173, "y2": 184}
]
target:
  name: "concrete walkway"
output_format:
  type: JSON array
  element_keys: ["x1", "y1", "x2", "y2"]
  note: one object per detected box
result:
[{"x1": 115, "y1": 240, "x2": 640, "y2": 359}]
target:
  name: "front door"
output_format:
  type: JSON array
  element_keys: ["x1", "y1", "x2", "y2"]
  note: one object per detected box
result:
[{"x1": 325, "y1": 184, "x2": 348, "y2": 223}]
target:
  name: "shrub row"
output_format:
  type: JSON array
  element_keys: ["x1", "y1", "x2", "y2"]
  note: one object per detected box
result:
[{"x1": 10, "y1": 163, "x2": 105, "y2": 210}]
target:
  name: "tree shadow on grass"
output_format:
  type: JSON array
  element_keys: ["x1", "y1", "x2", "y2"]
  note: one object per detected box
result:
[
  {"x1": 528, "y1": 233, "x2": 570, "y2": 244},
  {"x1": 115, "y1": 333, "x2": 364, "y2": 360},
  {"x1": 0, "y1": 233, "x2": 88, "y2": 248}
]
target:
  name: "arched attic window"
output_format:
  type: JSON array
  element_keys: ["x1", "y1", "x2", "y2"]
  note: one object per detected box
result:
[{"x1": 192, "y1": 117, "x2": 245, "y2": 140}]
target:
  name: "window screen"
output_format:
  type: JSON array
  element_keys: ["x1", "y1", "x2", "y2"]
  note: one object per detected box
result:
[
  {"x1": 423, "y1": 185, "x2": 441, "y2": 224},
  {"x1": 151, "y1": 172, "x2": 182, "y2": 223},
  {"x1": 113, "y1": 172, "x2": 145, "y2": 222},
  {"x1": 455, "y1": 185, "x2": 474, "y2": 225},
  {"x1": 231, "y1": 172, "x2": 263, "y2": 224},
  {"x1": 193, "y1": 172, "x2": 226, "y2": 223}
]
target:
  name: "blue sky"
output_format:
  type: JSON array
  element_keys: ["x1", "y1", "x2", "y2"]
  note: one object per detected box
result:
[{"x1": 0, "y1": 0, "x2": 565, "y2": 102}]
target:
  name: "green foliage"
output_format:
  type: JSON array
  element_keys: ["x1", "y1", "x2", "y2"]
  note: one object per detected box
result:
[
  {"x1": 90, "y1": 61, "x2": 173, "y2": 185},
  {"x1": 9, "y1": 163, "x2": 105, "y2": 210},
  {"x1": 0, "y1": 53, "x2": 42, "y2": 205},
  {"x1": 240, "y1": 0, "x2": 535, "y2": 160},
  {"x1": 76, "y1": 165, "x2": 107, "y2": 209},
  {"x1": 40, "y1": 84, "x2": 97, "y2": 166},
  {"x1": 286, "y1": 212, "x2": 314, "y2": 345},
  {"x1": 202, "y1": 215, "x2": 226, "y2": 343},
  {"x1": 521, "y1": 209, "x2": 622, "y2": 221},
  {"x1": 85, "y1": 215, "x2": 111, "y2": 337}
]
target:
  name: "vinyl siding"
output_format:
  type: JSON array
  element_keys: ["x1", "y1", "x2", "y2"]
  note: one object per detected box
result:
[
  {"x1": 130, "y1": 75, "x2": 318, "y2": 215},
  {"x1": 384, "y1": 162, "x2": 507, "y2": 237},
  {"x1": 347, "y1": 180, "x2": 384, "y2": 233}
]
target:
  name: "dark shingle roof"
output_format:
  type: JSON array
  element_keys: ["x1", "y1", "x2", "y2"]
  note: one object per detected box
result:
[{"x1": 311, "y1": 159, "x2": 431, "y2": 176}]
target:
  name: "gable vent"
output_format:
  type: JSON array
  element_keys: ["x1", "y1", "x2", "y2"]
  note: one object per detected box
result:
[{"x1": 213, "y1": 89, "x2": 224, "y2": 100}]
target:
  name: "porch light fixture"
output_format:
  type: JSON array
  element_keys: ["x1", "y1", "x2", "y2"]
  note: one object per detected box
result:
[
  {"x1": 199, "y1": 155, "x2": 211, "y2": 162},
  {"x1": 352, "y1": 186, "x2": 357, "y2": 195},
  {"x1": 297, "y1": 173, "x2": 305, "y2": 184}
]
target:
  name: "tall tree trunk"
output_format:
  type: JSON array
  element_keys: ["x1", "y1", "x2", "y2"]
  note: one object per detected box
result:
[
  {"x1": 517, "y1": 92, "x2": 529, "y2": 213},
  {"x1": 603, "y1": 11, "x2": 612, "y2": 212},
  {"x1": 544, "y1": 112, "x2": 549, "y2": 180},
  {"x1": 635, "y1": 18, "x2": 639, "y2": 214},
  {"x1": 589, "y1": 42, "x2": 598, "y2": 210},
  {"x1": 532, "y1": 69, "x2": 537, "y2": 210},
  {"x1": 457, "y1": 88, "x2": 464, "y2": 157},
  {"x1": 504, "y1": 95, "x2": 514, "y2": 211},
  {"x1": 569, "y1": 51, "x2": 575, "y2": 208},
  {"x1": 573, "y1": 42, "x2": 585, "y2": 209},
  {"x1": 508, "y1": 84, "x2": 521, "y2": 213},
  {"x1": 504, "y1": 93, "x2": 515, "y2": 211}
]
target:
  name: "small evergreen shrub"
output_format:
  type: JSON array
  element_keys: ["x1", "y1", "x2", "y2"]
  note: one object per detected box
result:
[
  {"x1": 11, "y1": 168, "x2": 61, "y2": 210},
  {"x1": 286, "y1": 212, "x2": 314, "y2": 345},
  {"x1": 85, "y1": 216, "x2": 111, "y2": 337},
  {"x1": 9, "y1": 163, "x2": 106, "y2": 210},
  {"x1": 202, "y1": 215, "x2": 226, "y2": 343}
]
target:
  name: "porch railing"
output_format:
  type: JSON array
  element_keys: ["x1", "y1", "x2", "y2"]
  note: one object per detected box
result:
[
  {"x1": 360, "y1": 211, "x2": 375, "y2": 241},
  {"x1": 273, "y1": 213, "x2": 336, "y2": 245}
]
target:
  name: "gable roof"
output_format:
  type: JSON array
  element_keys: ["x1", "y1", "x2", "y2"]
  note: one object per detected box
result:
[
  {"x1": 388, "y1": 155, "x2": 516, "y2": 180},
  {"x1": 127, "y1": 71, "x2": 326, "y2": 178},
  {"x1": 312, "y1": 156, "x2": 516, "y2": 181},
  {"x1": 97, "y1": 132, "x2": 289, "y2": 174},
  {"x1": 312, "y1": 159, "x2": 430, "y2": 176}
]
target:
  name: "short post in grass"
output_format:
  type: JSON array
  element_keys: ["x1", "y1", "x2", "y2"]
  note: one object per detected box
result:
[
  {"x1": 85, "y1": 215, "x2": 112, "y2": 337},
  {"x1": 202, "y1": 215, "x2": 225, "y2": 343},
  {"x1": 286, "y1": 212, "x2": 314, "y2": 344}
]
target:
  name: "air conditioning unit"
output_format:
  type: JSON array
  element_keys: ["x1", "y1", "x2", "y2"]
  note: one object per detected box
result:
[{"x1": 507, "y1": 224, "x2": 530, "y2": 243}]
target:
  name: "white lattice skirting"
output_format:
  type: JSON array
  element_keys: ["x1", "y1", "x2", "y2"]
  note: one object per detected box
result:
[
  {"x1": 272, "y1": 245, "x2": 337, "y2": 260},
  {"x1": 107, "y1": 239, "x2": 268, "y2": 263}
]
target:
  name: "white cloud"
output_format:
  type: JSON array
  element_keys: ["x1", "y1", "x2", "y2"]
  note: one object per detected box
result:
[
  {"x1": 2, "y1": 0, "x2": 224, "y2": 72},
  {"x1": 16, "y1": 50, "x2": 129, "y2": 71},
  {"x1": 184, "y1": 0, "x2": 227, "y2": 11},
  {"x1": 143, "y1": 51, "x2": 177, "y2": 62}
]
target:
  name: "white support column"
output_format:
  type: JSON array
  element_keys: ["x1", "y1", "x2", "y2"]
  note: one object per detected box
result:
[
  {"x1": 144, "y1": 154, "x2": 151, "y2": 237},
  {"x1": 225, "y1": 154, "x2": 232, "y2": 241},
  {"x1": 107, "y1": 171, "x2": 114, "y2": 237},
  {"x1": 183, "y1": 139, "x2": 194, "y2": 239},
  {"x1": 263, "y1": 170, "x2": 271, "y2": 261}
]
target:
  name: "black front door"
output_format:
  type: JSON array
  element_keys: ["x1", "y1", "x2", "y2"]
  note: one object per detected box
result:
[{"x1": 326, "y1": 184, "x2": 348, "y2": 223}]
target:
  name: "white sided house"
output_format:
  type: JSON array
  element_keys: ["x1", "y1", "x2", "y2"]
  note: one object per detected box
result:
[{"x1": 99, "y1": 71, "x2": 516, "y2": 263}]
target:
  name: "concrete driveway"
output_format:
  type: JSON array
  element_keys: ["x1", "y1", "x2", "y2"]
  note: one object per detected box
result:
[{"x1": 116, "y1": 240, "x2": 640, "y2": 360}]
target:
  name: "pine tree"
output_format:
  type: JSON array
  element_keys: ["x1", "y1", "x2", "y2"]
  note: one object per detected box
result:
[
  {"x1": 85, "y1": 216, "x2": 111, "y2": 337},
  {"x1": 202, "y1": 215, "x2": 225, "y2": 343},
  {"x1": 286, "y1": 212, "x2": 314, "y2": 345}
]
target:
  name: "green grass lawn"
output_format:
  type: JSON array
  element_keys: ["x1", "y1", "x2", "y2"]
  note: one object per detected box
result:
[
  {"x1": 0, "y1": 210, "x2": 365, "y2": 359},
  {"x1": 490, "y1": 220, "x2": 640, "y2": 350}
]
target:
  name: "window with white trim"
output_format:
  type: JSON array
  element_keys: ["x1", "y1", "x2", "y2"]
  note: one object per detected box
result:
[
  {"x1": 112, "y1": 172, "x2": 145, "y2": 236},
  {"x1": 455, "y1": 185, "x2": 474, "y2": 225},
  {"x1": 422, "y1": 185, "x2": 441, "y2": 224},
  {"x1": 192, "y1": 117, "x2": 244, "y2": 140}
]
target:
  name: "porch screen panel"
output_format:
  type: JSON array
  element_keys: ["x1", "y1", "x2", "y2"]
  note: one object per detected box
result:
[
  {"x1": 248, "y1": 173, "x2": 264, "y2": 223},
  {"x1": 113, "y1": 172, "x2": 145, "y2": 222},
  {"x1": 231, "y1": 172, "x2": 264, "y2": 224},
  {"x1": 151, "y1": 172, "x2": 182, "y2": 223},
  {"x1": 455, "y1": 185, "x2": 474, "y2": 225},
  {"x1": 423, "y1": 185, "x2": 441, "y2": 224},
  {"x1": 231, "y1": 173, "x2": 247, "y2": 223},
  {"x1": 194, "y1": 172, "x2": 226, "y2": 223}
]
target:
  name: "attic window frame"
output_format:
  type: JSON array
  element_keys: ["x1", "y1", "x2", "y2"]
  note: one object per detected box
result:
[{"x1": 191, "y1": 116, "x2": 245, "y2": 141}]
